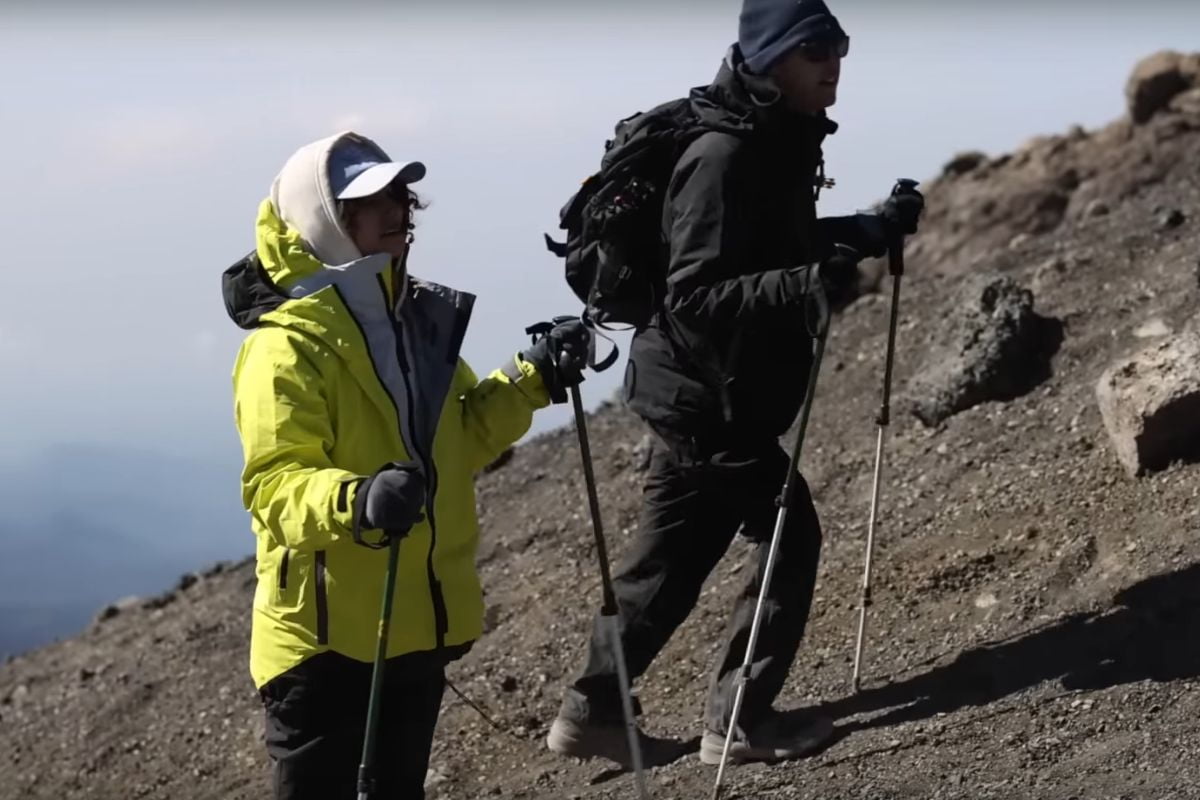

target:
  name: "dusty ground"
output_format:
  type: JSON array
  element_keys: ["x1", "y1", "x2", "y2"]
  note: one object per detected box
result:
[{"x1": 3, "y1": 55, "x2": 1199, "y2": 800}]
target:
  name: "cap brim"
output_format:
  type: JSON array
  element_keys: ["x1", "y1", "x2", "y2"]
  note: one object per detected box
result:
[{"x1": 335, "y1": 160, "x2": 426, "y2": 200}]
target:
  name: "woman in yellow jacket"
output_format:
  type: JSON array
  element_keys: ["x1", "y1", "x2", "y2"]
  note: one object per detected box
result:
[{"x1": 223, "y1": 131, "x2": 588, "y2": 799}]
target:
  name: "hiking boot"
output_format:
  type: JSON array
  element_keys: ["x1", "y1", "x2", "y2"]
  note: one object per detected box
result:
[
  {"x1": 546, "y1": 715, "x2": 688, "y2": 769},
  {"x1": 698, "y1": 712, "x2": 834, "y2": 765}
]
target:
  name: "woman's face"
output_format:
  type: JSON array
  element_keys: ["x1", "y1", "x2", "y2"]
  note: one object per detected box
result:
[{"x1": 344, "y1": 182, "x2": 414, "y2": 260}]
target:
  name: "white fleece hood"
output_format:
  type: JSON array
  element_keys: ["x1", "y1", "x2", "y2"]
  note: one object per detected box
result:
[{"x1": 269, "y1": 131, "x2": 387, "y2": 267}]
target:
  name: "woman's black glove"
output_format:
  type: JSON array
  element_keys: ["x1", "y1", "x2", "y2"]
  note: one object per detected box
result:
[{"x1": 522, "y1": 317, "x2": 592, "y2": 404}]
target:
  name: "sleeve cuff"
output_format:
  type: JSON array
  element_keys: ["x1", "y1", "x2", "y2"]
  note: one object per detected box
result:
[{"x1": 499, "y1": 353, "x2": 550, "y2": 407}]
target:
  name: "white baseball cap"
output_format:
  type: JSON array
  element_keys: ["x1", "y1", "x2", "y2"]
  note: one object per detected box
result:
[{"x1": 328, "y1": 135, "x2": 426, "y2": 200}]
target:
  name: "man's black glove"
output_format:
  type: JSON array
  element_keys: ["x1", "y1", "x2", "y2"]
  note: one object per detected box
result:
[
  {"x1": 850, "y1": 182, "x2": 926, "y2": 258},
  {"x1": 522, "y1": 317, "x2": 591, "y2": 404},
  {"x1": 819, "y1": 244, "x2": 864, "y2": 295},
  {"x1": 358, "y1": 463, "x2": 426, "y2": 537}
]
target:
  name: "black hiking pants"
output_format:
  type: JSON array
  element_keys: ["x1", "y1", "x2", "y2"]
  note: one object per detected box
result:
[
  {"x1": 259, "y1": 651, "x2": 446, "y2": 800},
  {"x1": 561, "y1": 436, "x2": 823, "y2": 734}
]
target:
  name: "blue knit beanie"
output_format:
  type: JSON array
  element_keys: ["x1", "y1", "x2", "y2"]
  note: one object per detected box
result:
[{"x1": 739, "y1": 0, "x2": 847, "y2": 75}]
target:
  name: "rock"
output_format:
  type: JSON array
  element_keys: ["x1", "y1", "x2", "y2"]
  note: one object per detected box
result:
[
  {"x1": 141, "y1": 592, "x2": 177, "y2": 612},
  {"x1": 1096, "y1": 329, "x2": 1200, "y2": 476},
  {"x1": 907, "y1": 276, "x2": 1064, "y2": 426},
  {"x1": 94, "y1": 595, "x2": 141, "y2": 624},
  {"x1": 1032, "y1": 256, "x2": 1069, "y2": 293},
  {"x1": 176, "y1": 573, "x2": 198, "y2": 592},
  {"x1": 500, "y1": 675, "x2": 519, "y2": 692},
  {"x1": 975, "y1": 592, "x2": 999, "y2": 610},
  {"x1": 633, "y1": 434, "x2": 654, "y2": 472},
  {"x1": 1134, "y1": 319, "x2": 1171, "y2": 339},
  {"x1": 424, "y1": 767, "x2": 450, "y2": 794},
  {"x1": 1169, "y1": 87, "x2": 1200, "y2": 115},
  {"x1": 942, "y1": 151, "x2": 988, "y2": 177},
  {"x1": 1157, "y1": 208, "x2": 1186, "y2": 231},
  {"x1": 1126, "y1": 51, "x2": 1197, "y2": 124},
  {"x1": 1009, "y1": 233, "x2": 1033, "y2": 251},
  {"x1": 482, "y1": 604, "x2": 502, "y2": 633},
  {"x1": 1085, "y1": 199, "x2": 1111, "y2": 218}
]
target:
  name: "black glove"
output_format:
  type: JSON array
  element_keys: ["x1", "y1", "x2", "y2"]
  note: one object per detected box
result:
[
  {"x1": 850, "y1": 182, "x2": 926, "y2": 258},
  {"x1": 880, "y1": 181, "x2": 925, "y2": 236},
  {"x1": 820, "y1": 244, "x2": 863, "y2": 295},
  {"x1": 522, "y1": 317, "x2": 591, "y2": 404},
  {"x1": 358, "y1": 463, "x2": 426, "y2": 537}
]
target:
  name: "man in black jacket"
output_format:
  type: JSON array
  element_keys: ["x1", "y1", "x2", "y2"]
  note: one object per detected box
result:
[{"x1": 547, "y1": 0, "x2": 924, "y2": 768}]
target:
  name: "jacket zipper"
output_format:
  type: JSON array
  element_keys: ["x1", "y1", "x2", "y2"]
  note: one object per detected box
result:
[{"x1": 394, "y1": 320, "x2": 449, "y2": 649}]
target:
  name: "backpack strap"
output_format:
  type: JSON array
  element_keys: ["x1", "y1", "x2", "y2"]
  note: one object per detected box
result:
[
  {"x1": 525, "y1": 315, "x2": 621, "y2": 375},
  {"x1": 581, "y1": 313, "x2": 620, "y2": 372}
]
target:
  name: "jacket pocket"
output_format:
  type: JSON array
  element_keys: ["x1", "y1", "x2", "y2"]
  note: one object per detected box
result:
[
  {"x1": 278, "y1": 549, "x2": 290, "y2": 591},
  {"x1": 314, "y1": 550, "x2": 329, "y2": 646}
]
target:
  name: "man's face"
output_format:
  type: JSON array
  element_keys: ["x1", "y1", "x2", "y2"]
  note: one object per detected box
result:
[{"x1": 769, "y1": 40, "x2": 844, "y2": 114}]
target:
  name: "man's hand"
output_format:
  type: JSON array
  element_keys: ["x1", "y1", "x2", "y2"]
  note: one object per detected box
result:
[
  {"x1": 848, "y1": 182, "x2": 926, "y2": 258},
  {"x1": 522, "y1": 317, "x2": 592, "y2": 404},
  {"x1": 360, "y1": 464, "x2": 426, "y2": 534},
  {"x1": 820, "y1": 244, "x2": 864, "y2": 295},
  {"x1": 879, "y1": 181, "x2": 925, "y2": 236}
]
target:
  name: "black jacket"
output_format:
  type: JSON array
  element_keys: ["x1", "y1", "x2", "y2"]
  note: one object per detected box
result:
[{"x1": 625, "y1": 49, "x2": 857, "y2": 450}]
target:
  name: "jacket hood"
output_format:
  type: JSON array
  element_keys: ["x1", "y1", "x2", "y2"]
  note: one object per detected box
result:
[{"x1": 269, "y1": 130, "x2": 388, "y2": 268}]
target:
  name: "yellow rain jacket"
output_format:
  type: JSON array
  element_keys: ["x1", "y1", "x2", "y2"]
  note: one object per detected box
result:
[{"x1": 224, "y1": 133, "x2": 549, "y2": 688}]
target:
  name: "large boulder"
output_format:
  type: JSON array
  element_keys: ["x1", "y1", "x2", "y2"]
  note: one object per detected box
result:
[
  {"x1": 907, "y1": 275, "x2": 1063, "y2": 426},
  {"x1": 1096, "y1": 330, "x2": 1200, "y2": 477},
  {"x1": 1126, "y1": 51, "x2": 1200, "y2": 124}
]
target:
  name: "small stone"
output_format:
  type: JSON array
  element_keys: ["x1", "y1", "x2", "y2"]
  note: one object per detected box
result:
[
  {"x1": 1158, "y1": 209, "x2": 1186, "y2": 231},
  {"x1": 942, "y1": 151, "x2": 987, "y2": 177},
  {"x1": 975, "y1": 592, "x2": 999, "y2": 610},
  {"x1": 1134, "y1": 319, "x2": 1171, "y2": 339},
  {"x1": 1009, "y1": 233, "x2": 1033, "y2": 251},
  {"x1": 500, "y1": 675, "x2": 519, "y2": 693},
  {"x1": 1085, "y1": 199, "x2": 1111, "y2": 218},
  {"x1": 633, "y1": 434, "x2": 654, "y2": 473}
]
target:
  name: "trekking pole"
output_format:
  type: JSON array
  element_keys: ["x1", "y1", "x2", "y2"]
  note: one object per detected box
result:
[
  {"x1": 358, "y1": 531, "x2": 404, "y2": 800},
  {"x1": 712, "y1": 262, "x2": 835, "y2": 800},
  {"x1": 851, "y1": 178, "x2": 917, "y2": 694},
  {"x1": 569, "y1": 382, "x2": 651, "y2": 800}
]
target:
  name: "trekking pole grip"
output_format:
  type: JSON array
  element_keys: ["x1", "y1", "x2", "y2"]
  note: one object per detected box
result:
[{"x1": 887, "y1": 178, "x2": 918, "y2": 277}]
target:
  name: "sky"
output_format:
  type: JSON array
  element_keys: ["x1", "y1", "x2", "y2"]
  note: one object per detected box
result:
[{"x1": 1, "y1": 0, "x2": 1197, "y2": 653}]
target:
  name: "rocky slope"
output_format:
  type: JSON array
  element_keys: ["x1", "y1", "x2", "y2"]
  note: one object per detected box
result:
[{"x1": 2, "y1": 52, "x2": 1199, "y2": 800}]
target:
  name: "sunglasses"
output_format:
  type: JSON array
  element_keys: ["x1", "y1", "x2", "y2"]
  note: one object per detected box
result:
[{"x1": 798, "y1": 36, "x2": 850, "y2": 64}]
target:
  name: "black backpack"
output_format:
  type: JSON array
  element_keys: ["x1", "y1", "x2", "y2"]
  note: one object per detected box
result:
[{"x1": 545, "y1": 98, "x2": 709, "y2": 330}]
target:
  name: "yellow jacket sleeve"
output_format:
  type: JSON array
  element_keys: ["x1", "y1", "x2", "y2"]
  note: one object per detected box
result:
[
  {"x1": 233, "y1": 327, "x2": 363, "y2": 551},
  {"x1": 457, "y1": 356, "x2": 549, "y2": 473}
]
